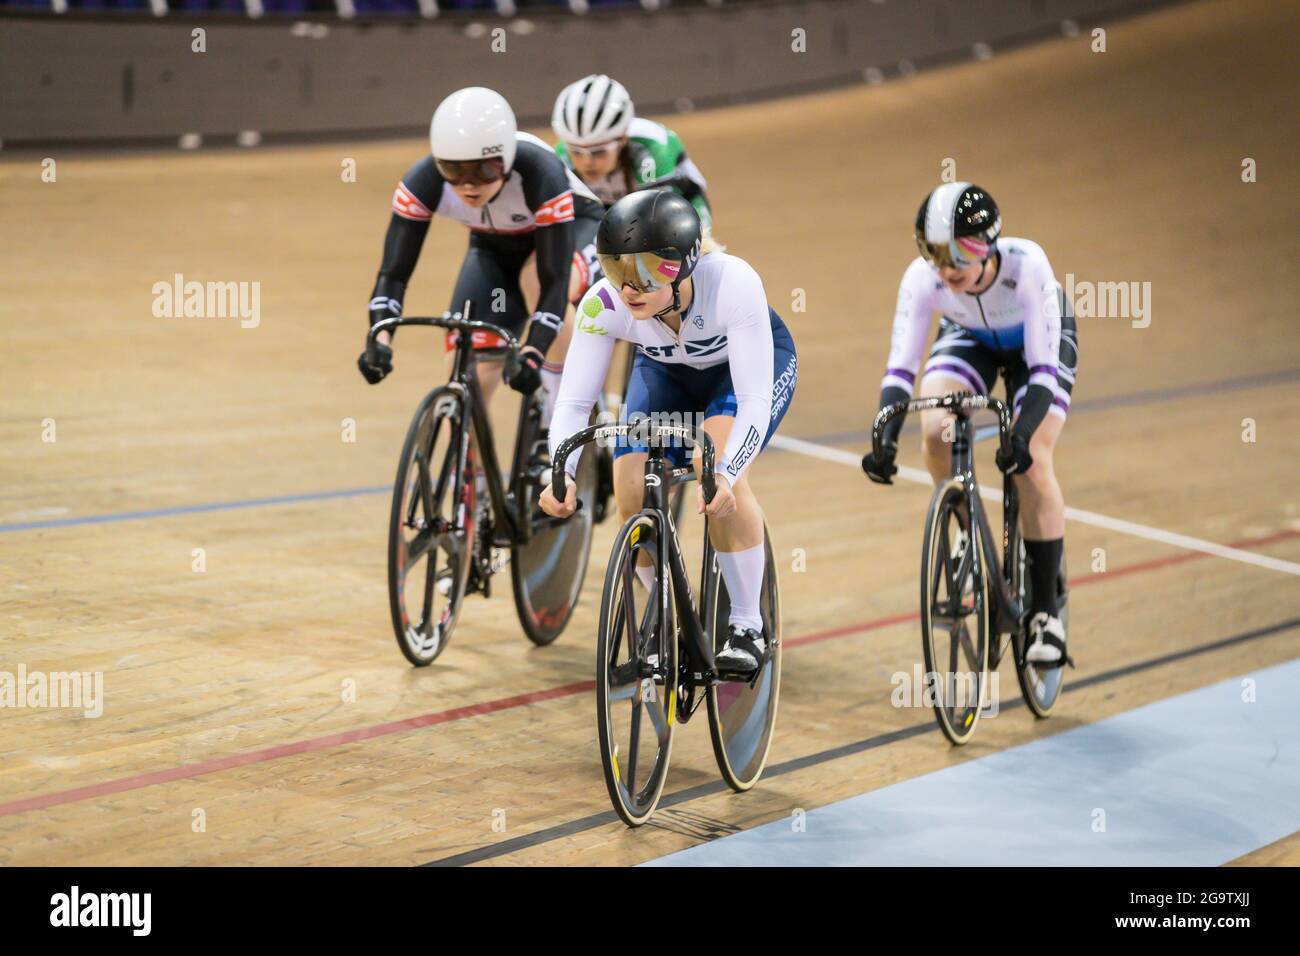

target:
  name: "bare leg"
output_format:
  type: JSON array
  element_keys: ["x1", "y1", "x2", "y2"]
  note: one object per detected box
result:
[
  {"x1": 613, "y1": 452, "x2": 657, "y2": 588},
  {"x1": 918, "y1": 375, "x2": 972, "y2": 485},
  {"x1": 694, "y1": 415, "x2": 764, "y2": 552},
  {"x1": 1014, "y1": 413, "x2": 1065, "y2": 539}
]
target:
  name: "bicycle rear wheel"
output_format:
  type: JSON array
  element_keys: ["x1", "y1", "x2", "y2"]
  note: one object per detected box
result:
[
  {"x1": 1013, "y1": 540, "x2": 1068, "y2": 718},
  {"x1": 388, "y1": 387, "x2": 475, "y2": 667},
  {"x1": 705, "y1": 522, "x2": 782, "y2": 791},
  {"x1": 920, "y1": 478, "x2": 989, "y2": 745},
  {"x1": 596, "y1": 513, "x2": 677, "y2": 827},
  {"x1": 511, "y1": 419, "x2": 598, "y2": 646}
]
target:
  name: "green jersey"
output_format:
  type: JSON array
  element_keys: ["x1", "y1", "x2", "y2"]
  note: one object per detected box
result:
[{"x1": 555, "y1": 117, "x2": 713, "y2": 230}]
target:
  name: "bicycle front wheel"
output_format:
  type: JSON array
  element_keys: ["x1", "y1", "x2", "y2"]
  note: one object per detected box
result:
[
  {"x1": 705, "y1": 522, "x2": 782, "y2": 791},
  {"x1": 388, "y1": 387, "x2": 475, "y2": 667},
  {"x1": 596, "y1": 513, "x2": 677, "y2": 827},
  {"x1": 920, "y1": 478, "x2": 989, "y2": 745}
]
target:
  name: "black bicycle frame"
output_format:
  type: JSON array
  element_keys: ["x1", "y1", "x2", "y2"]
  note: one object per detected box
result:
[
  {"x1": 367, "y1": 301, "x2": 534, "y2": 547},
  {"x1": 553, "y1": 421, "x2": 719, "y2": 678},
  {"x1": 872, "y1": 393, "x2": 1023, "y2": 635}
]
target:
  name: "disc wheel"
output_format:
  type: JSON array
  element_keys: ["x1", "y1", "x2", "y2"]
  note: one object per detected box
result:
[
  {"x1": 705, "y1": 523, "x2": 782, "y2": 791},
  {"x1": 1014, "y1": 537, "x2": 1069, "y2": 718},
  {"x1": 511, "y1": 422, "x2": 598, "y2": 645}
]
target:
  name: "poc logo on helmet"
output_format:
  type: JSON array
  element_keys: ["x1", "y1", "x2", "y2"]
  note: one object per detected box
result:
[{"x1": 481, "y1": 144, "x2": 503, "y2": 157}]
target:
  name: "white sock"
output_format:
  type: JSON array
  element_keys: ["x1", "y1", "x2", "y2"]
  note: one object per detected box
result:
[
  {"x1": 635, "y1": 562, "x2": 656, "y2": 594},
  {"x1": 540, "y1": 362, "x2": 563, "y2": 428},
  {"x1": 716, "y1": 543, "x2": 765, "y2": 633}
]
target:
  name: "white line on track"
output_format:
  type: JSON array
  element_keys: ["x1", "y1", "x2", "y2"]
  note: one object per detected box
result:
[{"x1": 768, "y1": 434, "x2": 1300, "y2": 577}]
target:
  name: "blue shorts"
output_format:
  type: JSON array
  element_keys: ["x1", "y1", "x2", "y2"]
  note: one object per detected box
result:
[{"x1": 616, "y1": 308, "x2": 797, "y2": 469}]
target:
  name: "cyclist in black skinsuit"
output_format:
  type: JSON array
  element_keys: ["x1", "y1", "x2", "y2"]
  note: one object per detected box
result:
[{"x1": 357, "y1": 86, "x2": 602, "y2": 420}]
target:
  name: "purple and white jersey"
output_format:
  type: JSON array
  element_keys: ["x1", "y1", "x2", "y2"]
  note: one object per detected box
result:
[{"x1": 882, "y1": 237, "x2": 1064, "y2": 398}]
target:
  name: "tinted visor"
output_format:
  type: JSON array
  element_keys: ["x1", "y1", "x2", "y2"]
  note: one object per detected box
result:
[
  {"x1": 597, "y1": 250, "x2": 684, "y2": 294},
  {"x1": 435, "y1": 157, "x2": 505, "y2": 186},
  {"x1": 916, "y1": 235, "x2": 990, "y2": 270}
]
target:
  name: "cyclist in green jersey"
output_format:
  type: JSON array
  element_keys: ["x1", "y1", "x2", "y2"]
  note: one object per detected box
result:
[
  {"x1": 550, "y1": 74, "x2": 713, "y2": 231},
  {"x1": 541, "y1": 75, "x2": 716, "y2": 411}
]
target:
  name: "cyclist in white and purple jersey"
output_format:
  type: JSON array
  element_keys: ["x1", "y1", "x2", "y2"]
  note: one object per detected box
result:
[{"x1": 862, "y1": 183, "x2": 1078, "y2": 665}]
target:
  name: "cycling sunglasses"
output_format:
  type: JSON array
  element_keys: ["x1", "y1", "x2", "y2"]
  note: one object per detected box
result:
[
  {"x1": 597, "y1": 250, "x2": 684, "y2": 294},
  {"x1": 568, "y1": 140, "x2": 621, "y2": 160},
  {"x1": 436, "y1": 157, "x2": 505, "y2": 187},
  {"x1": 916, "y1": 235, "x2": 990, "y2": 270}
]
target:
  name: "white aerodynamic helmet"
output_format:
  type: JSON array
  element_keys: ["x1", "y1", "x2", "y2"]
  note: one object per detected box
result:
[
  {"x1": 551, "y1": 75, "x2": 634, "y2": 147},
  {"x1": 430, "y1": 86, "x2": 518, "y2": 173}
]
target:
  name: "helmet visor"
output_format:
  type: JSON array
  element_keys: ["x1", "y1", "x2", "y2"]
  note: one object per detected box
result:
[
  {"x1": 597, "y1": 250, "x2": 684, "y2": 294},
  {"x1": 917, "y1": 235, "x2": 991, "y2": 270},
  {"x1": 435, "y1": 157, "x2": 505, "y2": 186},
  {"x1": 568, "y1": 140, "x2": 622, "y2": 160}
]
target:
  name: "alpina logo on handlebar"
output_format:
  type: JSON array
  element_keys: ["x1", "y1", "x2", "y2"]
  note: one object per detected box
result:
[{"x1": 591, "y1": 410, "x2": 707, "y2": 450}]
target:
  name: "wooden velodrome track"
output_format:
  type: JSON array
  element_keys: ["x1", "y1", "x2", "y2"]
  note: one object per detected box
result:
[{"x1": 1, "y1": 0, "x2": 1297, "y2": 866}]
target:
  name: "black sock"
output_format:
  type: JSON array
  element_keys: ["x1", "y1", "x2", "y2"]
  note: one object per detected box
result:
[{"x1": 1025, "y1": 538, "x2": 1063, "y2": 617}]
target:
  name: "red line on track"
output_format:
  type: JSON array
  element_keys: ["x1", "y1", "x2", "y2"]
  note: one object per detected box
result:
[{"x1": 2, "y1": 530, "x2": 1294, "y2": 820}]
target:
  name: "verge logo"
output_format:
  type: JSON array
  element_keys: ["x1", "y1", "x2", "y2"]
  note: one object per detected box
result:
[{"x1": 50, "y1": 886, "x2": 151, "y2": 936}]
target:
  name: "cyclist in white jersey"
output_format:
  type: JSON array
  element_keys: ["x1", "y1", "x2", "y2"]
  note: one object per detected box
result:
[
  {"x1": 862, "y1": 183, "x2": 1078, "y2": 665},
  {"x1": 539, "y1": 191, "x2": 798, "y2": 677}
]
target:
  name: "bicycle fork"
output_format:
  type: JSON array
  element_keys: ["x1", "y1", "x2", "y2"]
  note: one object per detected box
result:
[{"x1": 640, "y1": 455, "x2": 717, "y2": 695}]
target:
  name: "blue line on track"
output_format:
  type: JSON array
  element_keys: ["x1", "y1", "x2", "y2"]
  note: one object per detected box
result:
[
  {"x1": 0, "y1": 486, "x2": 389, "y2": 533},
  {"x1": 3, "y1": 367, "x2": 1295, "y2": 535}
]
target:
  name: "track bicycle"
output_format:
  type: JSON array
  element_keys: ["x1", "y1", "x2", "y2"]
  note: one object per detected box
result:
[
  {"x1": 551, "y1": 421, "x2": 781, "y2": 826},
  {"x1": 871, "y1": 393, "x2": 1071, "y2": 745},
  {"x1": 368, "y1": 301, "x2": 608, "y2": 666}
]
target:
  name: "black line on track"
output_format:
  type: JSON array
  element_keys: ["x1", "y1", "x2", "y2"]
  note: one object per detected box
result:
[{"x1": 422, "y1": 615, "x2": 1300, "y2": 866}]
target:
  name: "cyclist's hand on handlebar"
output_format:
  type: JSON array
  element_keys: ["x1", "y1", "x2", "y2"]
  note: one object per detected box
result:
[
  {"x1": 507, "y1": 347, "x2": 544, "y2": 395},
  {"x1": 358, "y1": 341, "x2": 393, "y2": 385},
  {"x1": 995, "y1": 433, "x2": 1034, "y2": 475},
  {"x1": 699, "y1": 475, "x2": 736, "y2": 517},
  {"x1": 539, "y1": 476, "x2": 578, "y2": 518},
  {"x1": 862, "y1": 441, "x2": 898, "y2": 484}
]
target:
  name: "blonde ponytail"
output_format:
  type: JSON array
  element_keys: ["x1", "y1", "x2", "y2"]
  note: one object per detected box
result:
[{"x1": 700, "y1": 228, "x2": 726, "y2": 256}]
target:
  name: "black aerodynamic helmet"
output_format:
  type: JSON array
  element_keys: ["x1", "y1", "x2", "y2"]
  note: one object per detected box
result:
[
  {"x1": 596, "y1": 189, "x2": 702, "y2": 306},
  {"x1": 914, "y1": 182, "x2": 1001, "y2": 269}
]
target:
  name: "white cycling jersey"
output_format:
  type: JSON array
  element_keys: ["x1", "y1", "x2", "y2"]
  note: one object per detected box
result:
[
  {"x1": 549, "y1": 251, "x2": 775, "y2": 482},
  {"x1": 883, "y1": 237, "x2": 1063, "y2": 396}
]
